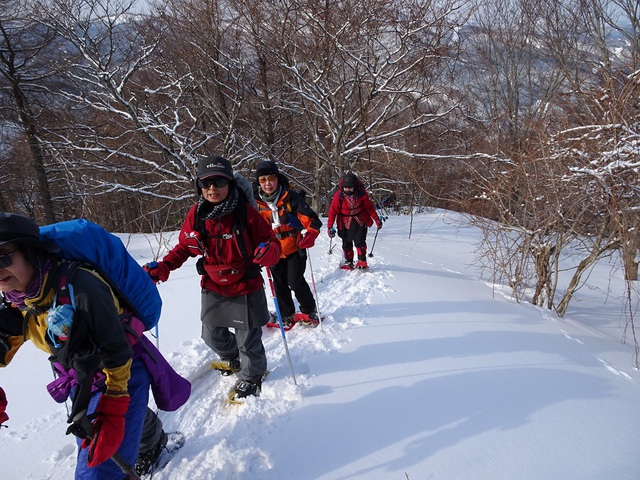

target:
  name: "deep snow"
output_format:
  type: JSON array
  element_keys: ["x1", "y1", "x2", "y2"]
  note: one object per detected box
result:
[{"x1": 1, "y1": 210, "x2": 639, "y2": 479}]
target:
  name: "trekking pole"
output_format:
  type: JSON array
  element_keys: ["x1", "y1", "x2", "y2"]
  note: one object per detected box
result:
[
  {"x1": 265, "y1": 268, "x2": 298, "y2": 385},
  {"x1": 368, "y1": 227, "x2": 380, "y2": 258},
  {"x1": 305, "y1": 249, "x2": 323, "y2": 332},
  {"x1": 112, "y1": 453, "x2": 142, "y2": 480},
  {"x1": 328, "y1": 236, "x2": 334, "y2": 254}
]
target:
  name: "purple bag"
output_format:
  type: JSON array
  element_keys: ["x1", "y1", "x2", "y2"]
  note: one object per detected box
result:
[
  {"x1": 46, "y1": 362, "x2": 105, "y2": 403},
  {"x1": 134, "y1": 336, "x2": 191, "y2": 411},
  {"x1": 47, "y1": 335, "x2": 190, "y2": 411}
]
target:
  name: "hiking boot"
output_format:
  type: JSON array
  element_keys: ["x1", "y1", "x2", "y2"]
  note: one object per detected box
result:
[
  {"x1": 355, "y1": 260, "x2": 369, "y2": 269},
  {"x1": 135, "y1": 429, "x2": 168, "y2": 475},
  {"x1": 235, "y1": 379, "x2": 262, "y2": 398},
  {"x1": 300, "y1": 312, "x2": 320, "y2": 327},
  {"x1": 281, "y1": 315, "x2": 295, "y2": 327},
  {"x1": 217, "y1": 357, "x2": 241, "y2": 376}
]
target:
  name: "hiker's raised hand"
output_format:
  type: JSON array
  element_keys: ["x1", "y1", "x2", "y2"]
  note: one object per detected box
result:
[
  {"x1": 0, "y1": 386, "x2": 8, "y2": 426},
  {"x1": 81, "y1": 393, "x2": 130, "y2": 467},
  {"x1": 143, "y1": 261, "x2": 170, "y2": 283},
  {"x1": 298, "y1": 229, "x2": 318, "y2": 249},
  {"x1": 253, "y1": 241, "x2": 281, "y2": 267}
]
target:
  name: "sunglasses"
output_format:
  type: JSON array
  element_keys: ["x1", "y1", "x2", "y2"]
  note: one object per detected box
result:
[
  {"x1": 258, "y1": 174, "x2": 277, "y2": 184},
  {"x1": 0, "y1": 250, "x2": 17, "y2": 269},
  {"x1": 198, "y1": 176, "x2": 231, "y2": 189}
]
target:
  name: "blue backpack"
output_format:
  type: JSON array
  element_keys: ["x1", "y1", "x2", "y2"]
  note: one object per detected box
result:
[{"x1": 39, "y1": 219, "x2": 162, "y2": 330}]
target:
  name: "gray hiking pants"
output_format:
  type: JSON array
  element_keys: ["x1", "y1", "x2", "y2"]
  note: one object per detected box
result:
[
  {"x1": 201, "y1": 324, "x2": 267, "y2": 383},
  {"x1": 200, "y1": 287, "x2": 269, "y2": 382}
]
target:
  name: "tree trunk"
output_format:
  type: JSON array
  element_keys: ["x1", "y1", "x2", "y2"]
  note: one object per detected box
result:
[{"x1": 12, "y1": 83, "x2": 56, "y2": 223}]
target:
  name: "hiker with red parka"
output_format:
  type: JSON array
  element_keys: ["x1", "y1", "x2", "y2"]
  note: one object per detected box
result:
[
  {"x1": 327, "y1": 172, "x2": 383, "y2": 269},
  {"x1": 144, "y1": 156, "x2": 281, "y2": 400}
]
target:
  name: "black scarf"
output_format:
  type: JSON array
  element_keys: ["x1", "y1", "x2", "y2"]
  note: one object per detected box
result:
[{"x1": 198, "y1": 187, "x2": 239, "y2": 220}]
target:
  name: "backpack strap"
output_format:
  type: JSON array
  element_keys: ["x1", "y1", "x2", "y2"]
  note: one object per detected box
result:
[
  {"x1": 233, "y1": 197, "x2": 262, "y2": 279},
  {"x1": 53, "y1": 261, "x2": 80, "y2": 309},
  {"x1": 53, "y1": 261, "x2": 146, "y2": 348},
  {"x1": 233, "y1": 191, "x2": 249, "y2": 258}
]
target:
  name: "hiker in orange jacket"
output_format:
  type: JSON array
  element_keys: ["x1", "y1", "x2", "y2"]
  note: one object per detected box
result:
[{"x1": 254, "y1": 161, "x2": 323, "y2": 327}]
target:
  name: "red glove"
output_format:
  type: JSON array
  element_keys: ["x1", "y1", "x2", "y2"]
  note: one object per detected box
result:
[
  {"x1": 0, "y1": 387, "x2": 8, "y2": 425},
  {"x1": 298, "y1": 229, "x2": 318, "y2": 249},
  {"x1": 81, "y1": 394, "x2": 130, "y2": 467},
  {"x1": 143, "y1": 261, "x2": 170, "y2": 283},
  {"x1": 375, "y1": 218, "x2": 383, "y2": 229},
  {"x1": 253, "y1": 241, "x2": 281, "y2": 267}
]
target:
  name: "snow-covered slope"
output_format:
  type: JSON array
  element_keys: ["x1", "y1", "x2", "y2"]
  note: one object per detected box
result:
[{"x1": 2, "y1": 211, "x2": 639, "y2": 479}]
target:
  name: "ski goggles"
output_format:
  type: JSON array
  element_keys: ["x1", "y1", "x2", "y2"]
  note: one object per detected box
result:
[
  {"x1": 0, "y1": 250, "x2": 17, "y2": 269},
  {"x1": 198, "y1": 176, "x2": 231, "y2": 189}
]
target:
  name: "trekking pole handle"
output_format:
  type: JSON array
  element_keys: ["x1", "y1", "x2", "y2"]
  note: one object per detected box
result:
[
  {"x1": 65, "y1": 411, "x2": 140, "y2": 479},
  {"x1": 368, "y1": 227, "x2": 379, "y2": 258}
]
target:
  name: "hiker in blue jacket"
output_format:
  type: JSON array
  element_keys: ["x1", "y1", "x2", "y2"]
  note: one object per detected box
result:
[{"x1": 0, "y1": 212, "x2": 189, "y2": 479}]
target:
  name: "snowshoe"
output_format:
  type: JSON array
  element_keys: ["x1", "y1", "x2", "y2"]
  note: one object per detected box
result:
[
  {"x1": 355, "y1": 260, "x2": 369, "y2": 269},
  {"x1": 135, "y1": 429, "x2": 168, "y2": 476},
  {"x1": 210, "y1": 357, "x2": 241, "y2": 376},
  {"x1": 227, "y1": 371, "x2": 270, "y2": 405},
  {"x1": 266, "y1": 313, "x2": 296, "y2": 330},
  {"x1": 142, "y1": 431, "x2": 186, "y2": 475},
  {"x1": 297, "y1": 312, "x2": 322, "y2": 328}
]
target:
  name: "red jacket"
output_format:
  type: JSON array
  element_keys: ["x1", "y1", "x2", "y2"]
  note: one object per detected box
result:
[
  {"x1": 327, "y1": 178, "x2": 380, "y2": 230},
  {"x1": 162, "y1": 199, "x2": 281, "y2": 297}
]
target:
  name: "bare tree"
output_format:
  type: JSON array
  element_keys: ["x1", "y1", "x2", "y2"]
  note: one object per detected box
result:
[
  {"x1": 0, "y1": 0, "x2": 61, "y2": 222},
  {"x1": 228, "y1": 0, "x2": 470, "y2": 211},
  {"x1": 30, "y1": 0, "x2": 217, "y2": 229},
  {"x1": 152, "y1": 0, "x2": 266, "y2": 172},
  {"x1": 465, "y1": 0, "x2": 640, "y2": 326}
]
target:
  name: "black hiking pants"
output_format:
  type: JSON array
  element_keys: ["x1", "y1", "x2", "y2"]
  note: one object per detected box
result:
[
  {"x1": 339, "y1": 221, "x2": 368, "y2": 260},
  {"x1": 271, "y1": 250, "x2": 316, "y2": 317}
]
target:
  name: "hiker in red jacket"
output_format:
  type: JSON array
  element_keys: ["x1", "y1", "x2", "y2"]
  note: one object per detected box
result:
[
  {"x1": 145, "y1": 156, "x2": 281, "y2": 399},
  {"x1": 327, "y1": 173, "x2": 382, "y2": 269}
]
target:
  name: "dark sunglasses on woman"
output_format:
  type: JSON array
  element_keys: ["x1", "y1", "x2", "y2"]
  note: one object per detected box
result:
[
  {"x1": 0, "y1": 250, "x2": 17, "y2": 269},
  {"x1": 198, "y1": 176, "x2": 231, "y2": 189}
]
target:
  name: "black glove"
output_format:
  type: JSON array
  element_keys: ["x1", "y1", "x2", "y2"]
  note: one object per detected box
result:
[{"x1": 0, "y1": 304, "x2": 22, "y2": 365}]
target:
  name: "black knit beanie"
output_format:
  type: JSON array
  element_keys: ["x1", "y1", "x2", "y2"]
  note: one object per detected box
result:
[
  {"x1": 255, "y1": 160, "x2": 279, "y2": 183},
  {"x1": 341, "y1": 173, "x2": 357, "y2": 188}
]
